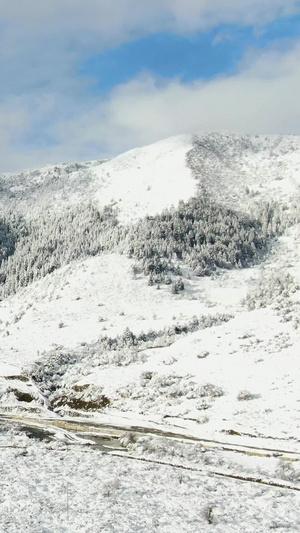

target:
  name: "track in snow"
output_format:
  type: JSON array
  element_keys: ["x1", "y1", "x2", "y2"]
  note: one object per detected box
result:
[{"x1": 1, "y1": 413, "x2": 299, "y2": 493}]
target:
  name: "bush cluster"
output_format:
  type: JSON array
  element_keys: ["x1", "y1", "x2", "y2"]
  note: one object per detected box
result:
[
  {"x1": 27, "y1": 312, "x2": 233, "y2": 409},
  {"x1": 245, "y1": 269, "x2": 299, "y2": 310},
  {"x1": 125, "y1": 194, "x2": 285, "y2": 285}
]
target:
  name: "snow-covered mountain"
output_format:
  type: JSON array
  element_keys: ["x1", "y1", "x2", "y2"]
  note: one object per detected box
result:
[
  {"x1": 0, "y1": 135, "x2": 195, "y2": 222},
  {"x1": 2, "y1": 132, "x2": 300, "y2": 221},
  {"x1": 1, "y1": 132, "x2": 300, "y2": 532}
]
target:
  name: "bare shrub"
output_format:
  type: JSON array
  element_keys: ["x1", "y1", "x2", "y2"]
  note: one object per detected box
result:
[
  {"x1": 199, "y1": 383, "x2": 224, "y2": 398},
  {"x1": 245, "y1": 269, "x2": 299, "y2": 310},
  {"x1": 237, "y1": 390, "x2": 261, "y2": 401},
  {"x1": 203, "y1": 505, "x2": 218, "y2": 524}
]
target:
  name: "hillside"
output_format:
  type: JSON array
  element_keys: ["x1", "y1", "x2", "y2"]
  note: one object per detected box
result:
[
  {"x1": 0, "y1": 132, "x2": 300, "y2": 532},
  {"x1": 0, "y1": 135, "x2": 195, "y2": 222},
  {"x1": 2, "y1": 132, "x2": 300, "y2": 221}
]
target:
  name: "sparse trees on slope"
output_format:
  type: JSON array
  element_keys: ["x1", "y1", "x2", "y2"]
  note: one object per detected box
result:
[{"x1": 0, "y1": 203, "x2": 120, "y2": 298}]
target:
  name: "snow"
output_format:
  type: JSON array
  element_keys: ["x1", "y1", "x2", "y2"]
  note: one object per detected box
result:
[
  {"x1": 0, "y1": 362, "x2": 21, "y2": 377},
  {"x1": 93, "y1": 135, "x2": 196, "y2": 223},
  {"x1": 1, "y1": 132, "x2": 300, "y2": 531}
]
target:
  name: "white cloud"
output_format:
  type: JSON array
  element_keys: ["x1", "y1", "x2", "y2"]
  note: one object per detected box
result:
[
  {"x1": 164, "y1": 0, "x2": 300, "y2": 30},
  {"x1": 1, "y1": 1, "x2": 299, "y2": 37},
  {"x1": 0, "y1": 1, "x2": 299, "y2": 171},
  {"x1": 1, "y1": 40, "x2": 300, "y2": 172},
  {"x1": 52, "y1": 41, "x2": 300, "y2": 159}
]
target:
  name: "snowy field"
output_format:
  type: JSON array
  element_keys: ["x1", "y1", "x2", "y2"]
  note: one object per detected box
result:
[{"x1": 1, "y1": 424, "x2": 300, "y2": 533}]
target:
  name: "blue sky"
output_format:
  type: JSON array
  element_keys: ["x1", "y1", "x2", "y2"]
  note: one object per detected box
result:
[
  {"x1": 0, "y1": 1, "x2": 300, "y2": 172},
  {"x1": 79, "y1": 31, "x2": 245, "y2": 90},
  {"x1": 80, "y1": 15, "x2": 300, "y2": 93}
]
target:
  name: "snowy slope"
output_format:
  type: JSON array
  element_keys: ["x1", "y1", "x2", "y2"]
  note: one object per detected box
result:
[
  {"x1": 189, "y1": 132, "x2": 300, "y2": 212},
  {"x1": 0, "y1": 135, "x2": 195, "y2": 222}
]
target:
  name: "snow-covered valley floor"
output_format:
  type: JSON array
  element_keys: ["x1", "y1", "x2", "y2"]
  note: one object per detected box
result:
[{"x1": 1, "y1": 416, "x2": 300, "y2": 533}]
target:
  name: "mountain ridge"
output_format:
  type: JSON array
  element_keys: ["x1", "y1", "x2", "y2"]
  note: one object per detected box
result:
[{"x1": 1, "y1": 132, "x2": 300, "y2": 222}]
